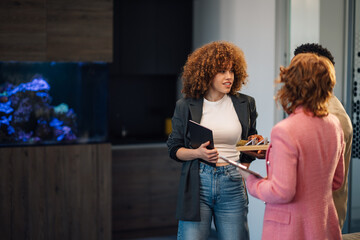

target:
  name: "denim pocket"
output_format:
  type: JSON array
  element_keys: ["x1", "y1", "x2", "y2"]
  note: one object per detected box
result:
[{"x1": 227, "y1": 166, "x2": 243, "y2": 181}]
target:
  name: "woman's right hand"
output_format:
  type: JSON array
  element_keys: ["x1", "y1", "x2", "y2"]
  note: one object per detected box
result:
[{"x1": 196, "y1": 141, "x2": 219, "y2": 164}]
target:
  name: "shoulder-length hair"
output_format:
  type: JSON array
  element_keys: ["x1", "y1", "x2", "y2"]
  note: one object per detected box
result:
[
  {"x1": 181, "y1": 41, "x2": 248, "y2": 99},
  {"x1": 275, "y1": 53, "x2": 336, "y2": 117}
]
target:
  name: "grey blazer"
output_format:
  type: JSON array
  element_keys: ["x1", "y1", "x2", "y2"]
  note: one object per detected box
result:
[{"x1": 166, "y1": 93, "x2": 258, "y2": 221}]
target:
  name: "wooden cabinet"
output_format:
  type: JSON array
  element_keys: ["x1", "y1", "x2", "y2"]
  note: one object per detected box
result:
[
  {"x1": 112, "y1": 144, "x2": 181, "y2": 239},
  {"x1": 0, "y1": 143, "x2": 112, "y2": 240},
  {"x1": 0, "y1": 0, "x2": 112, "y2": 62},
  {"x1": 0, "y1": 0, "x2": 47, "y2": 61}
]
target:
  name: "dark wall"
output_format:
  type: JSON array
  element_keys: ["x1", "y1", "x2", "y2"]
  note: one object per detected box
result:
[{"x1": 109, "y1": 0, "x2": 193, "y2": 144}]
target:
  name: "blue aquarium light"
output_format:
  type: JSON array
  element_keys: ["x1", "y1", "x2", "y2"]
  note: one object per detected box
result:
[{"x1": 0, "y1": 76, "x2": 77, "y2": 144}]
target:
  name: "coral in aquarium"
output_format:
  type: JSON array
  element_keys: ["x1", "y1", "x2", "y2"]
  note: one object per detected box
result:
[{"x1": 0, "y1": 76, "x2": 77, "y2": 144}]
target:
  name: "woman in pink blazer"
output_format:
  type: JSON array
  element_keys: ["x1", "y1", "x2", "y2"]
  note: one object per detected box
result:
[{"x1": 239, "y1": 53, "x2": 344, "y2": 240}]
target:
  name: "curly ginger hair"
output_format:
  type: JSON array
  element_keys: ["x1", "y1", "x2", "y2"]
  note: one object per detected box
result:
[
  {"x1": 181, "y1": 41, "x2": 248, "y2": 99},
  {"x1": 276, "y1": 53, "x2": 336, "y2": 117}
]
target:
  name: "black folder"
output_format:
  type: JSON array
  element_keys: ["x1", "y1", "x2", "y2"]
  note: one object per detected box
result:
[{"x1": 188, "y1": 120, "x2": 214, "y2": 149}]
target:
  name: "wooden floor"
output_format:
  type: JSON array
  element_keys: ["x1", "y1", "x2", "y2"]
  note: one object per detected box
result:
[
  {"x1": 127, "y1": 231, "x2": 360, "y2": 240},
  {"x1": 126, "y1": 232, "x2": 217, "y2": 240},
  {"x1": 119, "y1": 225, "x2": 218, "y2": 240},
  {"x1": 123, "y1": 236, "x2": 176, "y2": 240},
  {"x1": 342, "y1": 232, "x2": 360, "y2": 240}
]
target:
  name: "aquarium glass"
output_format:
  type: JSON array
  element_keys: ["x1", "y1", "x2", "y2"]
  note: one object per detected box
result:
[{"x1": 0, "y1": 62, "x2": 108, "y2": 146}]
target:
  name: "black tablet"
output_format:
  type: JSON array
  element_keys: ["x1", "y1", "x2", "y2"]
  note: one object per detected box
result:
[{"x1": 188, "y1": 120, "x2": 214, "y2": 149}]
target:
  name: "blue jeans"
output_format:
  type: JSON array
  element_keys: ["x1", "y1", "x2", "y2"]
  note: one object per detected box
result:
[{"x1": 177, "y1": 162, "x2": 249, "y2": 240}]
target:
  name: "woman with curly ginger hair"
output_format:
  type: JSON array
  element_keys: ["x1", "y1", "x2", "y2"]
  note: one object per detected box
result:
[
  {"x1": 167, "y1": 41, "x2": 259, "y2": 240},
  {"x1": 237, "y1": 53, "x2": 344, "y2": 240},
  {"x1": 182, "y1": 41, "x2": 248, "y2": 99}
]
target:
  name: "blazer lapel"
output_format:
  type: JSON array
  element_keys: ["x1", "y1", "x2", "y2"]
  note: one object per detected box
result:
[
  {"x1": 188, "y1": 98, "x2": 203, "y2": 123},
  {"x1": 231, "y1": 94, "x2": 249, "y2": 138}
]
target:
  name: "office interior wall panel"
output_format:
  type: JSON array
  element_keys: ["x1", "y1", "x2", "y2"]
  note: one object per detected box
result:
[
  {"x1": 0, "y1": 0, "x2": 46, "y2": 61},
  {"x1": 0, "y1": 0, "x2": 113, "y2": 62},
  {"x1": 46, "y1": 0, "x2": 113, "y2": 62}
]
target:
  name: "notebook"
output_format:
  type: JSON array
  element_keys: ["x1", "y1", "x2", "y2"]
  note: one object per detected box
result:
[{"x1": 188, "y1": 120, "x2": 214, "y2": 149}]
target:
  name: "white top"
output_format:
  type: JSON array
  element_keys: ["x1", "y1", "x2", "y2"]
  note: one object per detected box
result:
[{"x1": 200, "y1": 94, "x2": 242, "y2": 163}]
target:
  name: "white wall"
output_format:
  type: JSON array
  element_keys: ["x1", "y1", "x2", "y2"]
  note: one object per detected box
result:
[
  {"x1": 193, "y1": 0, "x2": 276, "y2": 138},
  {"x1": 319, "y1": 0, "x2": 346, "y2": 101},
  {"x1": 289, "y1": 0, "x2": 320, "y2": 58},
  {"x1": 290, "y1": 0, "x2": 346, "y2": 101},
  {"x1": 193, "y1": 1, "x2": 276, "y2": 239}
]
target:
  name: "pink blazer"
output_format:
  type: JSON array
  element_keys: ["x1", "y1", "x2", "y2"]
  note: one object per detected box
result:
[{"x1": 247, "y1": 108, "x2": 344, "y2": 240}]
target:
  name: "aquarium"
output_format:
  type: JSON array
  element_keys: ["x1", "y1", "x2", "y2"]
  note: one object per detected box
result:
[{"x1": 0, "y1": 62, "x2": 108, "y2": 146}]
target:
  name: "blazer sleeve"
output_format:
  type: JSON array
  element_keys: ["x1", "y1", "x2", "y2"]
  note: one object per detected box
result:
[
  {"x1": 167, "y1": 99, "x2": 188, "y2": 162},
  {"x1": 246, "y1": 125, "x2": 297, "y2": 203}
]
